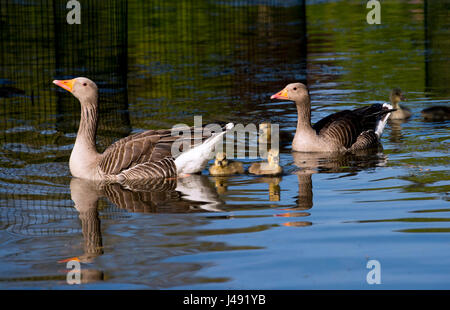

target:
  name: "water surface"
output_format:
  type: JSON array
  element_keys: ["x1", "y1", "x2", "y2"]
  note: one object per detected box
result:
[{"x1": 0, "y1": 0, "x2": 449, "y2": 289}]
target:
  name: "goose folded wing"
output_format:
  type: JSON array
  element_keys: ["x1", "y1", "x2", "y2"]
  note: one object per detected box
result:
[
  {"x1": 98, "y1": 130, "x2": 178, "y2": 175},
  {"x1": 312, "y1": 110, "x2": 353, "y2": 133},
  {"x1": 312, "y1": 104, "x2": 390, "y2": 149},
  {"x1": 313, "y1": 110, "x2": 363, "y2": 148},
  {"x1": 349, "y1": 130, "x2": 379, "y2": 151},
  {"x1": 98, "y1": 126, "x2": 218, "y2": 175}
]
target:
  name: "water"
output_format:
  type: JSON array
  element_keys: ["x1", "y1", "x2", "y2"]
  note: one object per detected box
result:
[{"x1": 0, "y1": 0, "x2": 449, "y2": 289}]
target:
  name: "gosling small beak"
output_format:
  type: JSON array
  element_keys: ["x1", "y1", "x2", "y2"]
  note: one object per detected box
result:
[
  {"x1": 400, "y1": 94, "x2": 406, "y2": 101},
  {"x1": 270, "y1": 88, "x2": 289, "y2": 100},
  {"x1": 53, "y1": 79, "x2": 75, "y2": 93}
]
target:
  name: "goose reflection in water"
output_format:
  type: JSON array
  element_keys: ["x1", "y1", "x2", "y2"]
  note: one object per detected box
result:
[
  {"x1": 72, "y1": 174, "x2": 224, "y2": 217},
  {"x1": 65, "y1": 174, "x2": 225, "y2": 282},
  {"x1": 65, "y1": 149, "x2": 389, "y2": 280},
  {"x1": 283, "y1": 149, "x2": 389, "y2": 227}
]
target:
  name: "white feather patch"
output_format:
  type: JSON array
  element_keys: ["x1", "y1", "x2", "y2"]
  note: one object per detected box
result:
[
  {"x1": 175, "y1": 123, "x2": 234, "y2": 174},
  {"x1": 375, "y1": 103, "x2": 393, "y2": 137}
]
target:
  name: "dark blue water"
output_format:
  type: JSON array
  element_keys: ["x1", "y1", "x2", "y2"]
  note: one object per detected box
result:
[{"x1": 0, "y1": 0, "x2": 449, "y2": 289}]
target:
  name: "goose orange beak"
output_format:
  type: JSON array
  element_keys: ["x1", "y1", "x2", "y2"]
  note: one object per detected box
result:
[
  {"x1": 270, "y1": 88, "x2": 288, "y2": 100},
  {"x1": 58, "y1": 256, "x2": 80, "y2": 263},
  {"x1": 53, "y1": 79, "x2": 75, "y2": 93}
]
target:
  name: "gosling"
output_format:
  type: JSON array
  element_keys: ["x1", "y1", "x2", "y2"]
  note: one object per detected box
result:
[
  {"x1": 209, "y1": 152, "x2": 244, "y2": 176},
  {"x1": 421, "y1": 106, "x2": 450, "y2": 121},
  {"x1": 249, "y1": 149, "x2": 283, "y2": 176},
  {"x1": 258, "y1": 122, "x2": 293, "y2": 147},
  {"x1": 389, "y1": 88, "x2": 412, "y2": 120}
]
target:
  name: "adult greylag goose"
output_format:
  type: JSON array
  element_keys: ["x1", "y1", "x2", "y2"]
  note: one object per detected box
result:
[
  {"x1": 421, "y1": 106, "x2": 450, "y2": 121},
  {"x1": 209, "y1": 152, "x2": 244, "y2": 176},
  {"x1": 389, "y1": 88, "x2": 412, "y2": 120},
  {"x1": 249, "y1": 149, "x2": 283, "y2": 176},
  {"x1": 270, "y1": 83, "x2": 394, "y2": 153},
  {"x1": 53, "y1": 77, "x2": 233, "y2": 181}
]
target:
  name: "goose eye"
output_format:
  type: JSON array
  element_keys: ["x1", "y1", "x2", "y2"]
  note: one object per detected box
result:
[
  {"x1": 83, "y1": 83, "x2": 87, "y2": 86},
  {"x1": 293, "y1": 87, "x2": 297, "y2": 91}
]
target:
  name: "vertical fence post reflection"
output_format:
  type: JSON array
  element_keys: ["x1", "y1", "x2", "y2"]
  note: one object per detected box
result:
[
  {"x1": 1, "y1": 0, "x2": 306, "y2": 163},
  {"x1": 424, "y1": 0, "x2": 449, "y2": 95},
  {"x1": 127, "y1": 0, "x2": 307, "y2": 128},
  {"x1": 0, "y1": 0, "x2": 130, "y2": 152},
  {"x1": 1, "y1": 0, "x2": 58, "y2": 142},
  {"x1": 52, "y1": 0, "x2": 130, "y2": 145}
]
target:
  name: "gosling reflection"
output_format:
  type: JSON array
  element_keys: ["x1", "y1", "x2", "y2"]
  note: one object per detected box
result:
[
  {"x1": 252, "y1": 176, "x2": 282, "y2": 202},
  {"x1": 212, "y1": 176, "x2": 230, "y2": 195},
  {"x1": 211, "y1": 175, "x2": 282, "y2": 202},
  {"x1": 388, "y1": 119, "x2": 407, "y2": 143},
  {"x1": 268, "y1": 177, "x2": 281, "y2": 201}
]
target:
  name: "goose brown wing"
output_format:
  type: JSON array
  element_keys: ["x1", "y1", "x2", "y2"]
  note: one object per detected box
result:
[
  {"x1": 312, "y1": 110, "x2": 362, "y2": 148},
  {"x1": 98, "y1": 130, "x2": 178, "y2": 175},
  {"x1": 312, "y1": 104, "x2": 389, "y2": 149},
  {"x1": 98, "y1": 126, "x2": 218, "y2": 176},
  {"x1": 312, "y1": 110, "x2": 354, "y2": 133},
  {"x1": 349, "y1": 130, "x2": 379, "y2": 151}
]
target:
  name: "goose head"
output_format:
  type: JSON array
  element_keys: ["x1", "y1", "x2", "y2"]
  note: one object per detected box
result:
[
  {"x1": 214, "y1": 152, "x2": 228, "y2": 167},
  {"x1": 271, "y1": 82, "x2": 310, "y2": 105},
  {"x1": 53, "y1": 77, "x2": 98, "y2": 106},
  {"x1": 390, "y1": 88, "x2": 405, "y2": 106},
  {"x1": 267, "y1": 149, "x2": 280, "y2": 166},
  {"x1": 259, "y1": 122, "x2": 271, "y2": 135}
]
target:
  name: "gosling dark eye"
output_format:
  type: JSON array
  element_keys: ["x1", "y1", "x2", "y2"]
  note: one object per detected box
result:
[
  {"x1": 83, "y1": 83, "x2": 87, "y2": 86},
  {"x1": 293, "y1": 87, "x2": 297, "y2": 91}
]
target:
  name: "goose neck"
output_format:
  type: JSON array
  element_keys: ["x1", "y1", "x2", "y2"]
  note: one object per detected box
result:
[
  {"x1": 77, "y1": 103, "x2": 98, "y2": 149},
  {"x1": 295, "y1": 99, "x2": 314, "y2": 133}
]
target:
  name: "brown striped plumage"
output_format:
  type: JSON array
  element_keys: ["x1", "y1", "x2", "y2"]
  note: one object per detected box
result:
[
  {"x1": 118, "y1": 157, "x2": 177, "y2": 180},
  {"x1": 271, "y1": 83, "x2": 394, "y2": 153},
  {"x1": 313, "y1": 104, "x2": 392, "y2": 150},
  {"x1": 98, "y1": 130, "x2": 177, "y2": 176}
]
